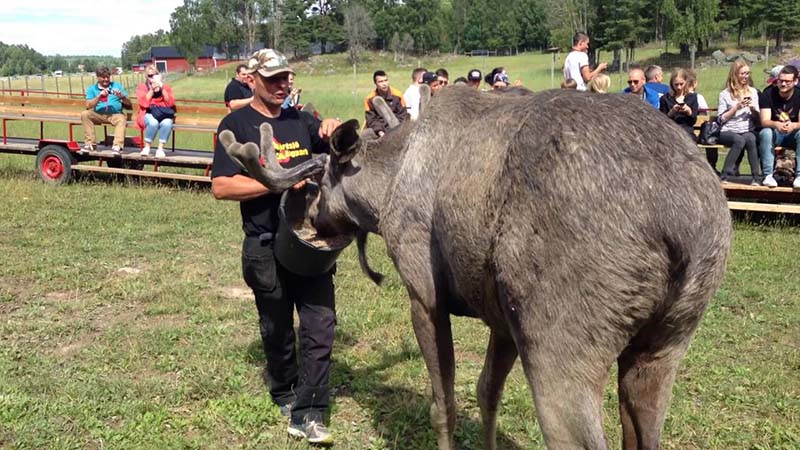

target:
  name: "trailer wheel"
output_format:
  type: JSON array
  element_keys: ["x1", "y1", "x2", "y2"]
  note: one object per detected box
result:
[{"x1": 36, "y1": 145, "x2": 74, "y2": 185}]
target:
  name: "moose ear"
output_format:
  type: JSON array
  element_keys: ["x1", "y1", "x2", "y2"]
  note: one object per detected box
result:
[{"x1": 330, "y1": 119, "x2": 361, "y2": 164}]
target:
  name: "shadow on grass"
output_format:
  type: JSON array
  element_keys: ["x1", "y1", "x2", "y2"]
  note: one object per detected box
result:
[{"x1": 245, "y1": 330, "x2": 524, "y2": 450}]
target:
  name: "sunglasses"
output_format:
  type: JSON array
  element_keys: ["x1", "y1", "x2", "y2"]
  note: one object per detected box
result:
[
  {"x1": 627, "y1": 80, "x2": 642, "y2": 85},
  {"x1": 147, "y1": 73, "x2": 156, "y2": 78}
]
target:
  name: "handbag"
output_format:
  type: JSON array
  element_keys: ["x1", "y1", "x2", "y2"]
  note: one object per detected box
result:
[
  {"x1": 698, "y1": 117, "x2": 721, "y2": 145},
  {"x1": 149, "y1": 105, "x2": 176, "y2": 122}
]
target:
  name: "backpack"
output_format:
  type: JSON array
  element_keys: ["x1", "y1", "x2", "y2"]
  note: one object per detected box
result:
[{"x1": 698, "y1": 117, "x2": 721, "y2": 145}]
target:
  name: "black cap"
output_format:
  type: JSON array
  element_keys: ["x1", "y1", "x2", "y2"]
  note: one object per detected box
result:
[
  {"x1": 468, "y1": 69, "x2": 481, "y2": 81},
  {"x1": 422, "y1": 72, "x2": 438, "y2": 84}
]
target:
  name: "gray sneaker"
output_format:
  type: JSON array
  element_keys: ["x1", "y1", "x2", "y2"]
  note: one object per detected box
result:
[
  {"x1": 762, "y1": 174, "x2": 778, "y2": 187},
  {"x1": 288, "y1": 419, "x2": 333, "y2": 445}
]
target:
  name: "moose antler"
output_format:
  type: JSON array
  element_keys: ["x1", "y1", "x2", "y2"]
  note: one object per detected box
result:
[
  {"x1": 220, "y1": 123, "x2": 327, "y2": 193},
  {"x1": 418, "y1": 84, "x2": 432, "y2": 117},
  {"x1": 370, "y1": 96, "x2": 400, "y2": 130}
]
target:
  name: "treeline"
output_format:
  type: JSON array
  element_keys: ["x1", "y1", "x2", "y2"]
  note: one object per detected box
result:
[
  {"x1": 138, "y1": 0, "x2": 800, "y2": 67},
  {"x1": 0, "y1": 42, "x2": 120, "y2": 76}
]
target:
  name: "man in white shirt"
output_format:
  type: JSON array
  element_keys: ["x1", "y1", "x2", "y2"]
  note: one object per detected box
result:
[
  {"x1": 563, "y1": 32, "x2": 607, "y2": 92},
  {"x1": 403, "y1": 67, "x2": 427, "y2": 120}
]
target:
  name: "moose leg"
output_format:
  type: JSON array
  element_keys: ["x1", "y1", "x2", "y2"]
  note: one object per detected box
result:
[
  {"x1": 477, "y1": 330, "x2": 518, "y2": 450},
  {"x1": 618, "y1": 343, "x2": 688, "y2": 450},
  {"x1": 512, "y1": 333, "x2": 611, "y2": 450},
  {"x1": 410, "y1": 299, "x2": 457, "y2": 450}
]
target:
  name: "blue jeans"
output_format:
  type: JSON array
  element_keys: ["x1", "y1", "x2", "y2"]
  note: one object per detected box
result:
[
  {"x1": 144, "y1": 113, "x2": 174, "y2": 144},
  {"x1": 759, "y1": 128, "x2": 799, "y2": 176}
]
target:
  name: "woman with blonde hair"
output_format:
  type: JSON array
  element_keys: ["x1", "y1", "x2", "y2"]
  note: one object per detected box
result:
[
  {"x1": 717, "y1": 59, "x2": 760, "y2": 184},
  {"x1": 135, "y1": 64, "x2": 176, "y2": 158},
  {"x1": 588, "y1": 73, "x2": 610, "y2": 93},
  {"x1": 658, "y1": 68, "x2": 698, "y2": 137}
]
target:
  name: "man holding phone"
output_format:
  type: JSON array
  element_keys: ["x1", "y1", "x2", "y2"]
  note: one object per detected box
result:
[{"x1": 80, "y1": 65, "x2": 132, "y2": 154}]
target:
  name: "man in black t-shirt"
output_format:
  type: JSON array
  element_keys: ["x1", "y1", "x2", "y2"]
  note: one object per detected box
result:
[
  {"x1": 758, "y1": 65, "x2": 800, "y2": 187},
  {"x1": 223, "y1": 63, "x2": 254, "y2": 111},
  {"x1": 211, "y1": 49, "x2": 341, "y2": 445}
]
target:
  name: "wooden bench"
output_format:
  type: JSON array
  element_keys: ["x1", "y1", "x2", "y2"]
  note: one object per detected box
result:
[{"x1": 0, "y1": 94, "x2": 222, "y2": 148}]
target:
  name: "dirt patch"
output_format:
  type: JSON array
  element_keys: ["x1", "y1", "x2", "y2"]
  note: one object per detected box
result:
[{"x1": 219, "y1": 286, "x2": 252, "y2": 300}]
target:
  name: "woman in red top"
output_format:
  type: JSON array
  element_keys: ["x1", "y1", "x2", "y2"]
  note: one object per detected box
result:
[{"x1": 136, "y1": 64, "x2": 176, "y2": 157}]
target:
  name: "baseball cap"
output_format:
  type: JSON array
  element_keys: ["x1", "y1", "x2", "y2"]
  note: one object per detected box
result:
[
  {"x1": 767, "y1": 65, "x2": 784, "y2": 84},
  {"x1": 468, "y1": 69, "x2": 482, "y2": 81},
  {"x1": 493, "y1": 72, "x2": 510, "y2": 85},
  {"x1": 422, "y1": 71, "x2": 438, "y2": 85},
  {"x1": 246, "y1": 49, "x2": 295, "y2": 78}
]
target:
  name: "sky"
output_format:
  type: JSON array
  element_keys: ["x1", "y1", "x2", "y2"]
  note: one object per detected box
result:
[{"x1": 1, "y1": 0, "x2": 186, "y2": 56}]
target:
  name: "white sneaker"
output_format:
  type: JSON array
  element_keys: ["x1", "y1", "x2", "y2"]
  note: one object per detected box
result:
[
  {"x1": 155, "y1": 148, "x2": 166, "y2": 158},
  {"x1": 762, "y1": 174, "x2": 778, "y2": 188},
  {"x1": 794, "y1": 177, "x2": 800, "y2": 189},
  {"x1": 111, "y1": 145, "x2": 121, "y2": 155},
  {"x1": 139, "y1": 145, "x2": 151, "y2": 156},
  {"x1": 79, "y1": 143, "x2": 95, "y2": 154}
]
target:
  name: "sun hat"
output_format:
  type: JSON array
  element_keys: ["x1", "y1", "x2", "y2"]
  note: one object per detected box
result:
[
  {"x1": 246, "y1": 49, "x2": 295, "y2": 78},
  {"x1": 766, "y1": 65, "x2": 785, "y2": 84}
]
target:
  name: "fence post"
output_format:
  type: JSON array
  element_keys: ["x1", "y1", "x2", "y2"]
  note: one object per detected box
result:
[
  {"x1": 25, "y1": 76, "x2": 29, "y2": 92},
  {"x1": 55, "y1": 76, "x2": 60, "y2": 96},
  {"x1": 80, "y1": 74, "x2": 85, "y2": 93},
  {"x1": 68, "y1": 74, "x2": 73, "y2": 96}
]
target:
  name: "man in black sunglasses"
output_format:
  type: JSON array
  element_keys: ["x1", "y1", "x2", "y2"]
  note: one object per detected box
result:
[{"x1": 623, "y1": 66, "x2": 659, "y2": 108}]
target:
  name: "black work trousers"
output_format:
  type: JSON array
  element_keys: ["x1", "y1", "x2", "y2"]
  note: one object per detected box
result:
[
  {"x1": 719, "y1": 130, "x2": 759, "y2": 181},
  {"x1": 241, "y1": 235, "x2": 336, "y2": 424}
]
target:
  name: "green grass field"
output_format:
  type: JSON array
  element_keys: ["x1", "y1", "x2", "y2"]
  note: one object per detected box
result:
[{"x1": 1, "y1": 46, "x2": 798, "y2": 450}]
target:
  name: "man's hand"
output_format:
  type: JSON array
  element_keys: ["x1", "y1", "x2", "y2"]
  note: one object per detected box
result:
[
  {"x1": 292, "y1": 179, "x2": 308, "y2": 190},
  {"x1": 319, "y1": 118, "x2": 342, "y2": 139},
  {"x1": 780, "y1": 121, "x2": 792, "y2": 133},
  {"x1": 597, "y1": 62, "x2": 608, "y2": 72}
]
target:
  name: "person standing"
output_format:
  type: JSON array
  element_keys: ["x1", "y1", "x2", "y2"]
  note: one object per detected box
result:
[
  {"x1": 80, "y1": 66, "x2": 132, "y2": 153},
  {"x1": 563, "y1": 32, "x2": 607, "y2": 92},
  {"x1": 224, "y1": 63, "x2": 254, "y2": 112},
  {"x1": 211, "y1": 49, "x2": 341, "y2": 445},
  {"x1": 136, "y1": 64, "x2": 175, "y2": 158},
  {"x1": 364, "y1": 70, "x2": 408, "y2": 136},
  {"x1": 403, "y1": 67, "x2": 427, "y2": 120}
]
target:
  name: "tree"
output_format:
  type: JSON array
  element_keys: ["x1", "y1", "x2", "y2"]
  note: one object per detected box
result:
[
  {"x1": 755, "y1": 0, "x2": 800, "y2": 50},
  {"x1": 169, "y1": 0, "x2": 214, "y2": 64},
  {"x1": 664, "y1": 0, "x2": 721, "y2": 66},
  {"x1": 121, "y1": 30, "x2": 170, "y2": 68},
  {"x1": 343, "y1": 2, "x2": 376, "y2": 64}
]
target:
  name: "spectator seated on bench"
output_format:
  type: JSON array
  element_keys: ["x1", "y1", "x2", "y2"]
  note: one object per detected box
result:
[
  {"x1": 717, "y1": 60, "x2": 760, "y2": 185},
  {"x1": 658, "y1": 68, "x2": 698, "y2": 139},
  {"x1": 81, "y1": 65, "x2": 132, "y2": 154},
  {"x1": 136, "y1": 64, "x2": 176, "y2": 158},
  {"x1": 758, "y1": 65, "x2": 800, "y2": 188}
]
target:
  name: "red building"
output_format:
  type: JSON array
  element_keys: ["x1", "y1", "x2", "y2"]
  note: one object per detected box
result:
[{"x1": 133, "y1": 46, "x2": 230, "y2": 73}]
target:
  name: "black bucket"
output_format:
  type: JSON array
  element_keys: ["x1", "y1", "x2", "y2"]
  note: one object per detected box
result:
[{"x1": 274, "y1": 188, "x2": 353, "y2": 276}]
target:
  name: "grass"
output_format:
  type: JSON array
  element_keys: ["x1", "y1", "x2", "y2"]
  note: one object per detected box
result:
[
  {"x1": 0, "y1": 156, "x2": 799, "y2": 450},
  {"x1": 1, "y1": 45, "x2": 799, "y2": 449}
]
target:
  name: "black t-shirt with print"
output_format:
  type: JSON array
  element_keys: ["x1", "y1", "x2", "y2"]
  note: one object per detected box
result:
[
  {"x1": 760, "y1": 85, "x2": 800, "y2": 122},
  {"x1": 212, "y1": 105, "x2": 329, "y2": 236}
]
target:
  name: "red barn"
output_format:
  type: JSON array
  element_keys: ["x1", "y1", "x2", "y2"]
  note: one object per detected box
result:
[{"x1": 195, "y1": 45, "x2": 229, "y2": 71}]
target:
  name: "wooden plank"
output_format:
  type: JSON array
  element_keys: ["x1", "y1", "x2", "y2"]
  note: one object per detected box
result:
[
  {"x1": 728, "y1": 201, "x2": 800, "y2": 214},
  {"x1": 72, "y1": 164, "x2": 211, "y2": 182},
  {"x1": 0, "y1": 95, "x2": 227, "y2": 117},
  {"x1": 721, "y1": 181, "x2": 796, "y2": 194}
]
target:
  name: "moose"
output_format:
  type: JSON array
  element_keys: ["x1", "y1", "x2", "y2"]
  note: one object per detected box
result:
[{"x1": 222, "y1": 87, "x2": 732, "y2": 450}]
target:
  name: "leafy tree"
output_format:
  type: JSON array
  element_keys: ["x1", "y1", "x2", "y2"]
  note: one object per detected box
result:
[
  {"x1": 755, "y1": 0, "x2": 800, "y2": 50},
  {"x1": 281, "y1": 0, "x2": 313, "y2": 56},
  {"x1": 169, "y1": 0, "x2": 214, "y2": 64},
  {"x1": 343, "y1": 2, "x2": 377, "y2": 64},
  {"x1": 121, "y1": 30, "x2": 170, "y2": 68},
  {"x1": 664, "y1": 0, "x2": 721, "y2": 65}
]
